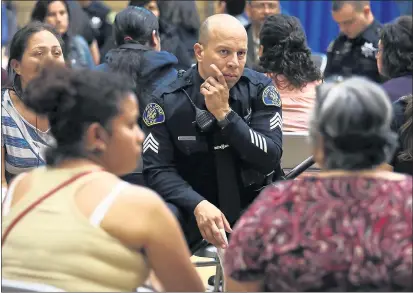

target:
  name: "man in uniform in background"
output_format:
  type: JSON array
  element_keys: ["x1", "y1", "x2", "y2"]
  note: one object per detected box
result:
[
  {"x1": 325, "y1": 1, "x2": 382, "y2": 83},
  {"x1": 244, "y1": 0, "x2": 281, "y2": 70},
  {"x1": 142, "y1": 14, "x2": 283, "y2": 250}
]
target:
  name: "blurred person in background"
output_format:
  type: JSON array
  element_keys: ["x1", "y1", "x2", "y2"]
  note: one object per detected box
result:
[
  {"x1": 244, "y1": 0, "x2": 281, "y2": 69},
  {"x1": 224, "y1": 76, "x2": 412, "y2": 292},
  {"x1": 76, "y1": 0, "x2": 116, "y2": 62},
  {"x1": 66, "y1": 0, "x2": 101, "y2": 64},
  {"x1": 157, "y1": 1, "x2": 200, "y2": 61},
  {"x1": 2, "y1": 1, "x2": 19, "y2": 69},
  {"x1": 376, "y1": 15, "x2": 412, "y2": 102},
  {"x1": 378, "y1": 16, "x2": 413, "y2": 176},
  {"x1": 129, "y1": 0, "x2": 193, "y2": 70},
  {"x1": 325, "y1": 1, "x2": 382, "y2": 83},
  {"x1": 391, "y1": 94, "x2": 413, "y2": 176},
  {"x1": 1, "y1": 22, "x2": 65, "y2": 195},
  {"x1": 216, "y1": 0, "x2": 249, "y2": 26},
  {"x1": 31, "y1": 0, "x2": 95, "y2": 69},
  {"x1": 96, "y1": 6, "x2": 178, "y2": 116},
  {"x1": 96, "y1": 6, "x2": 179, "y2": 186},
  {"x1": 2, "y1": 65, "x2": 204, "y2": 292},
  {"x1": 259, "y1": 14, "x2": 322, "y2": 132}
]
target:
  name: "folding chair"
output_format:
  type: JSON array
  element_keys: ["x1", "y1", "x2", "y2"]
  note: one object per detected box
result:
[
  {"x1": 311, "y1": 52, "x2": 328, "y2": 75},
  {"x1": 281, "y1": 132, "x2": 319, "y2": 177}
]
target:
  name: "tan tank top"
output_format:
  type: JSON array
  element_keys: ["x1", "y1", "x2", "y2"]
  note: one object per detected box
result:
[{"x1": 2, "y1": 167, "x2": 150, "y2": 292}]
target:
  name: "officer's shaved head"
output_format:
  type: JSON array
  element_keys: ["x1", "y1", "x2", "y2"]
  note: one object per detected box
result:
[
  {"x1": 198, "y1": 14, "x2": 247, "y2": 47},
  {"x1": 194, "y1": 14, "x2": 248, "y2": 89}
]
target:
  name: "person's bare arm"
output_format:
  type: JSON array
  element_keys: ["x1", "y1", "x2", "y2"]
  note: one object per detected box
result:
[
  {"x1": 102, "y1": 186, "x2": 204, "y2": 292},
  {"x1": 225, "y1": 276, "x2": 262, "y2": 292},
  {"x1": 89, "y1": 39, "x2": 100, "y2": 65}
]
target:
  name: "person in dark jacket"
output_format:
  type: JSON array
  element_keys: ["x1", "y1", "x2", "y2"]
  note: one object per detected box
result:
[
  {"x1": 95, "y1": 6, "x2": 178, "y2": 186},
  {"x1": 142, "y1": 14, "x2": 283, "y2": 250},
  {"x1": 325, "y1": 1, "x2": 382, "y2": 83},
  {"x1": 376, "y1": 15, "x2": 412, "y2": 102},
  {"x1": 77, "y1": 0, "x2": 116, "y2": 63},
  {"x1": 157, "y1": 0, "x2": 200, "y2": 60},
  {"x1": 391, "y1": 94, "x2": 413, "y2": 176},
  {"x1": 129, "y1": 0, "x2": 193, "y2": 70},
  {"x1": 96, "y1": 6, "x2": 178, "y2": 114}
]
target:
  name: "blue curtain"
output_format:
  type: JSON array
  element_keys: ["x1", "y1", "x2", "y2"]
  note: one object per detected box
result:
[
  {"x1": 280, "y1": 1, "x2": 402, "y2": 54},
  {"x1": 2, "y1": 3, "x2": 8, "y2": 46}
]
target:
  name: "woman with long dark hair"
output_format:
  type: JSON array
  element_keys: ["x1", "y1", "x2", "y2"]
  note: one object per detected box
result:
[
  {"x1": 259, "y1": 14, "x2": 322, "y2": 132},
  {"x1": 31, "y1": 0, "x2": 95, "y2": 69},
  {"x1": 1, "y1": 22, "x2": 65, "y2": 195},
  {"x1": 376, "y1": 15, "x2": 412, "y2": 102}
]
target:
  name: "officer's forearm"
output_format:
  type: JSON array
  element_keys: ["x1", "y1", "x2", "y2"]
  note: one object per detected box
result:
[
  {"x1": 220, "y1": 112, "x2": 282, "y2": 174},
  {"x1": 143, "y1": 169, "x2": 206, "y2": 213}
]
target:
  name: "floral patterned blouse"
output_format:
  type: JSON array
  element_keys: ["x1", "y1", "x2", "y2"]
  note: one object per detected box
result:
[{"x1": 224, "y1": 175, "x2": 413, "y2": 291}]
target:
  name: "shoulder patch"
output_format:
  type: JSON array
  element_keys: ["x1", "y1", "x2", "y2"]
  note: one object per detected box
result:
[
  {"x1": 143, "y1": 103, "x2": 165, "y2": 127},
  {"x1": 262, "y1": 85, "x2": 281, "y2": 107}
]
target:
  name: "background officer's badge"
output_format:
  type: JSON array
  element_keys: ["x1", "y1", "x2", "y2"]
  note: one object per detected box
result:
[
  {"x1": 262, "y1": 85, "x2": 281, "y2": 107},
  {"x1": 143, "y1": 103, "x2": 165, "y2": 127},
  {"x1": 361, "y1": 42, "x2": 376, "y2": 58}
]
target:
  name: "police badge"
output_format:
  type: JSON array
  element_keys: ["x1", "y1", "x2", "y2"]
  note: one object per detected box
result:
[
  {"x1": 361, "y1": 42, "x2": 376, "y2": 58},
  {"x1": 143, "y1": 103, "x2": 165, "y2": 127},
  {"x1": 262, "y1": 85, "x2": 281, "y2": 107}
]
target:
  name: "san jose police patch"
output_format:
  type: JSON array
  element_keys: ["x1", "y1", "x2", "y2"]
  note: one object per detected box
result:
[
  {"x1": 143, "y1": 103, "x2": 165, "y2": 127},
  {"x1": 262, "y1": 85, "x2": 281, "y2": 107}
]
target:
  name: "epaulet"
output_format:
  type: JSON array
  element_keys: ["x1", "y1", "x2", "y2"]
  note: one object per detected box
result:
[{"x1": 240, "y1": 68, "x2": 272, "y2": 86}]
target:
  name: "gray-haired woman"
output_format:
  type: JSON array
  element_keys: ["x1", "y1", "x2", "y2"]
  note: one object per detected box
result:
[{"x1": 223, "y1": 76, "x2": 412, "y2": 292}]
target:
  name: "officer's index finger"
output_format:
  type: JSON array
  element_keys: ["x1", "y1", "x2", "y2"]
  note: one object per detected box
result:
[{"x1": 210, "y1": 64, "x2": 226, "y2": 86}]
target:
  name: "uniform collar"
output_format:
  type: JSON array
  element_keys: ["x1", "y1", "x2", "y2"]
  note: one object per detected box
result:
[
  {"x1": 359, "y1": 19, "x2": 382, "y2": 43},
  {"x1": 339, "y1": 19, "x2": 382, "y2": 43}
]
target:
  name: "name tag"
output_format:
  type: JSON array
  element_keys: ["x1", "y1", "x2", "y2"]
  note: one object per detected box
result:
[{"x1": 178, "y1": 136, "x2": 196, "y2": 141}]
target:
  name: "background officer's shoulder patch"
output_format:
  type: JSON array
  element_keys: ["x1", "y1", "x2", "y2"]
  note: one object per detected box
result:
[
  {"x1": 262, "y1": 85, "x2": 281, "y2": 107},
  {"x1": 143, "y1": 103, "x2": 165, "y2": 127}
]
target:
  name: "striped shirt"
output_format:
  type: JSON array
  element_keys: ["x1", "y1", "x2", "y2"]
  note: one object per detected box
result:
[{"x1": 1, "y1": 89, "x2": 54, "y2": 182}]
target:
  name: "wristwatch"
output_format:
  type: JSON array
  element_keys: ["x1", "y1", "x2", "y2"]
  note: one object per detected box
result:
[{"x1": 217, "y1": 109, "x2": 235, "y2": 129}]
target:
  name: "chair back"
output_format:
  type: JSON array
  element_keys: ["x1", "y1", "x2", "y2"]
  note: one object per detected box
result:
[
  {"x1": 311, "y1": 53, "x2": 327, "y2": 74},
  {"x1": 282, "y1": 132, "x2": 319, "y2": 175},
  {"x1": 1, "y1": 279, "x2": 65, "y2": 292}
]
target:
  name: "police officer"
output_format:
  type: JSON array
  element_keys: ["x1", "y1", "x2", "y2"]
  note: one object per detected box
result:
[
  {"x1": 141, "y1": 14, "x2": 283, "y2": 249},
  {"x1": 325, "y1": 1, "x2": 382, "y2": 83}
]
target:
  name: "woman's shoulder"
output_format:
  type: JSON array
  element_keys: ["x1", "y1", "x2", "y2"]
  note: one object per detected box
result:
[{"x1": 118, "y1": 182, "x2": 166, "y2": 214}]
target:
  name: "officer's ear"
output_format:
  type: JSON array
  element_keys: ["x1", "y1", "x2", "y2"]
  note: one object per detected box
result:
[
  {"x1": 194, "y1": 42, "x2": 204, "y2": 63},
  {"x1": 362, "y1": 4, "x2": 371, "y2": 17},
  {"x1": 258, "y1": 45, "x2": 263, "y2": 58},
  {"x1": 151, "y1": 30, "x2": 161, "y2": 51}
]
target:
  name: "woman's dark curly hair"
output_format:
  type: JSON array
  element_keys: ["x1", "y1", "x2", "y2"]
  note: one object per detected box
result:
[
  {"x1": 259, "y1": 14, "x2": 321, "y2": 90},
  {"x1": 380, "y1": 15, "x2": 413, "y2": 78}
]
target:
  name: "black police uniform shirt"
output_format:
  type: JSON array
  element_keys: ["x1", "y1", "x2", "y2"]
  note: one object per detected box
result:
[
  {"x1": 324, "y1": 19, "x2": 382, "y2": 83},
  {"x1": 141, "y1": 66, "x2": 283, "y2": 215},
  {"x1": 81, "y1": 1, "x2": 115, "y2": 51}
]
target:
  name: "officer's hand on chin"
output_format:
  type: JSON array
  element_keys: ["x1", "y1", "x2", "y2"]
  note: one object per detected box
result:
[
  {"x1": 201, "y1": 64, "x2": 232, "y2": 121},
  {"x1": 194, "y1": 200, "x2": 233, "y2": 249}
]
